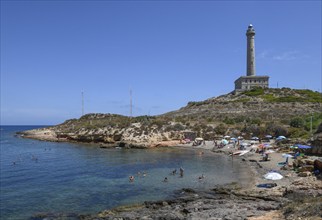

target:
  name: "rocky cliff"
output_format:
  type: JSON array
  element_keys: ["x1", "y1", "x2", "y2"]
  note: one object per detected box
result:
[{"x1": 20, "y1": 88, "x2": 322, "y2": 151}]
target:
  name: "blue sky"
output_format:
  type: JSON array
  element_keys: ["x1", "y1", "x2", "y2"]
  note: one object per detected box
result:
[{"x1": 1, "y1": 1, "x2": 321, "y2": 125}]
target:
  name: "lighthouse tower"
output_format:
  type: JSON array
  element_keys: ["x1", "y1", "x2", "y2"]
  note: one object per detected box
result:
[
  {"x1": 246, "y1": 24, "x2": 256, "y2": 76},
  {"x1": 234, "y1": 24, "x2": 269, "y2": 93}
]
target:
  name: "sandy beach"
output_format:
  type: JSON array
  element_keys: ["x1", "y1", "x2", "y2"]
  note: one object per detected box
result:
[
  {"x1": 178, "y1": 140, "x2": 322, "y2": 219},
  {"x1": 65, "y1": 140, "x2": 321, "y2": 220},
  {"x1": 185, "y1": 139, "x2": 321, "y2": 191}
]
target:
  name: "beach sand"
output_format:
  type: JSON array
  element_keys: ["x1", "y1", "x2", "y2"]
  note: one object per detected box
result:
[{"x1": 175, "y1": 140, "x2": 322, "y2": 220}]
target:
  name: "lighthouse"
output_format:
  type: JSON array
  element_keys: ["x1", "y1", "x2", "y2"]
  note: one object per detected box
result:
[
  {"x1": 246, "y1": 24, "x2": 256, "y2": 76},
  {"x1": 234, "y1": 24, "x2": 269, "y2": 93}
]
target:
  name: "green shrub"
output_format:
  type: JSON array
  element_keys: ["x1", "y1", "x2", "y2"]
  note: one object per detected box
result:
[
  {"x1": 250, "y1": 118, "x2": 261, "y2": 126},
  {"x1": 214, "y1": 123, "x2": 227, "y2": 135},
  {"x1": 233, "y1": 116, "x2": 247, "y2": 123},
  {"x1": 173, "y1": 123, "x2": 185, "y2": 131},
  {"x1": 288, "y1": 127, "x2": 309, "y2": 139},
  {"x1": 262, "y1": 89, "x2": 322, "y2": 103},
  {"x1": 262, "y1": 94, "x2": 275, "y2": 102},
  {"x1": 242, "y1": 87, "x2": 264, "y2": 96},
  {"x1": 316, "y1": 122, "x2": 322, "y2": 133},
  {"x1": 223, "y1": 117, "x2": 235, "y2": 125},
  {"x1": 187, "y1": 101, "x2": 204, "y2": 107},
  {"x1": 265, "y1": 123, "x2": 288, "y2": 137},
  {"x1": 207, "y1": 117, "x2": 213, "y2": 123},
  {"x1": 151, "y1": 119, "x2": 168, "y2": 129},
  {"x1": 274, "y1": 96, "x2": 306, "y2": 102},
  {"x1": 290, "y1": 117, "x2": 305, "y2": 128},
  {"x1": 304, "y1": 113, "x2": 322, "y2": 132},
  {"x1": 297, "y1": 89, "x2": 322, "y2": 102}
]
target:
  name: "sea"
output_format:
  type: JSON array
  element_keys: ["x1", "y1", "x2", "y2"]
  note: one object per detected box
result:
[{"x1": 0, "y1": 125, "x2": 247, "y2": 219}]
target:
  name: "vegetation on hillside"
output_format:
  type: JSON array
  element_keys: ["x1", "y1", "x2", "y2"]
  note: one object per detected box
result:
[
  {"x1": 54, "y1": 88, "x2": 322, "y2": 141},
  {"x1": 242, "y1": 87, "x2": 322, "y2": 103}
]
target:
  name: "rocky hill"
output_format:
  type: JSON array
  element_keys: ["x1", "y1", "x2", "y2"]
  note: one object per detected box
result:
[
  {"x1": 20, "y1": 88, "x2": 322, "y2": 152},
  {"x1": 165, "y1": 87, "x2": 321, "y2": 123}
]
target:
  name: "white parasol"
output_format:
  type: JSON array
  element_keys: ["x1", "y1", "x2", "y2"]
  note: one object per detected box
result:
[{"x1": 263, "y1": 172, "x2": 283, "y2": 180}]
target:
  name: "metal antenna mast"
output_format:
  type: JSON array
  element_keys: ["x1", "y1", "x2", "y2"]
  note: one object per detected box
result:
[
  {"x1": 82, "y1": 91, "x2": 84, "y2": 116},
  {"x1": 130, "y1": 89, "x2": 133, "y2": 118}
]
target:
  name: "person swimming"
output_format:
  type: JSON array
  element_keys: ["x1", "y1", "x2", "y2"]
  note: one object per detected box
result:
[
  {"x1": 198, "y1": 174, "x2": 205, "y2": 180},
  {"x1": 172, "y1": 169, "x2": 177, "y2": 175},
  {"x1": 163, "y1": 177, "x2": 168, "y2": 182},
  {"x1": 179, "y1": 167, "x2": 184, "y2": 177},
  {"x1": 129, "y1": 175, "x2": 135, "y2": 182}
]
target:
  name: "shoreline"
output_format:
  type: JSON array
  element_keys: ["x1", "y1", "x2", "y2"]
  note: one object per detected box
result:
[
  {"x1": 81, "y1": 143, "x2": 322, "y2": 220},
  {"x1": 20, "y1": 129, "x2": 322, "y2": 219}
]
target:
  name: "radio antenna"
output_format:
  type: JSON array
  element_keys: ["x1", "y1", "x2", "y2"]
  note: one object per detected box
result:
[
  {"x1": 82, "y1": 91, "x2": 84, "y2": 116},
  {"x1": 130, "y1": 89, "x2": 133, "y2": 118}
]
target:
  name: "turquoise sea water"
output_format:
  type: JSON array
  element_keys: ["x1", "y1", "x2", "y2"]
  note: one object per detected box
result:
[{"x1": 0, "y1": 126, "x2": 243, "y2": 219}]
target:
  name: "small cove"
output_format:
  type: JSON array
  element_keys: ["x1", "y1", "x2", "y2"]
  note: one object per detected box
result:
[{"x1": 0, "y1": 126, "x2": 252, "y2": 219}]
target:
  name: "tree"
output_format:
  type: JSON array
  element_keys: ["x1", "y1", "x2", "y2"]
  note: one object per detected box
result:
[
  {"x1": 214, "y1": 123, "x2": 227, "y2": 135},
  {"x1": 290, "y1": 117, "x2": 305, "y2": 128},
  {"x1": 265, "y1": 123, "x2": 288, "y2": 137},
  {"x1": 316, "y1": 122, "x2": 322, "y2": 134}
]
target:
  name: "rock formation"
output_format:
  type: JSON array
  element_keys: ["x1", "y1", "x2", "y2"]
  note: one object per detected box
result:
[{"x1": 20, "y1": 88, "x2": 322, "y2": 151}]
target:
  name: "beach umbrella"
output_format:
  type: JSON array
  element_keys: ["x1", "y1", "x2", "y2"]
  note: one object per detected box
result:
[
  {"x1": 265, "y1": 135, "x2": 272, "y2": 139},
  {"x1": 289, "y1": 145, "x2": 298, "y2": 149},
  {"x1": 238, "y1": 136, "x2": 244, "y2": 140},
  {"x1": 258, "y1": 143, "x2": 271, "y2": 149},
  {"x1": 276, "y1": 136, "x2": 286, "y2": 141},
  {"x1": 282, "y1": 153, "x2": 293, "y2": 158},
  {"x1": 251, "y1": 137, "x2": 259, "y2": 140},
  {"x1": 263, "y1": 172, "x2": 283, "y2": 180},
  {"x1": 224, "y1": 135, "x2": 230, "y2": 139},
  {"x1": 221, "y1": 139, "x2": 228, "y2": 145},
  {"x1": 230, "y1": 137, "x2": 237, "y2": 141},
  {"x1": 296, "y1": 144, "x2": 311, "y2": 149},
  {"x1": 282, "y1": 153, "x2": 293, "y2": 163}
]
